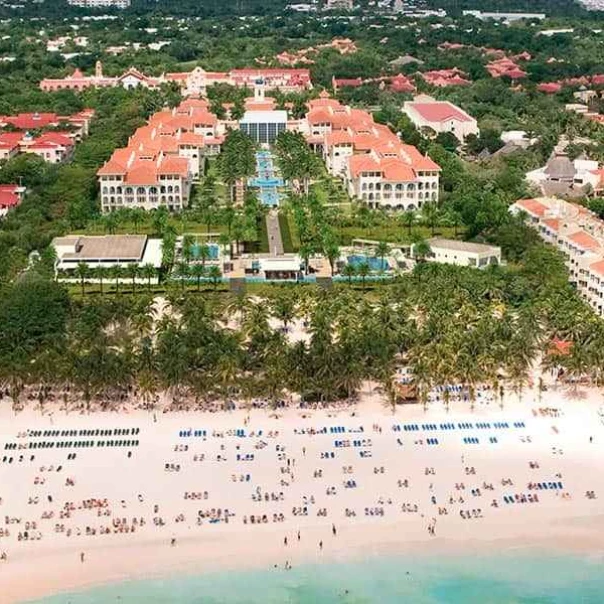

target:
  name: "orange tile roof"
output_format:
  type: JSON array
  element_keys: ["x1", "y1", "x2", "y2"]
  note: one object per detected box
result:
[
  {"x1": 589, "y1": 259, "x2": 604, "y2": 276},
  {"x1": 381, "y1": 158, "x2": 416, "y2": 181},
  {"x1": 567, "y1": 230, "x2": 601, "y2": 251},
  {"x1": 543, "y1": 218, "x2": 560, "y2": 233},
  {"x1": 124, "y1": 164, "x2": 158, "y2": 185},
  {"x1": 515, "y1": 198, "x2": 548, "y2": 218}
]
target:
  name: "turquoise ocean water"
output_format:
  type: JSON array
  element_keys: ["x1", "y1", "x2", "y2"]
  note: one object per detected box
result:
[{"x1": 30, "y1": 552, "x2": 604, "y2": 604}]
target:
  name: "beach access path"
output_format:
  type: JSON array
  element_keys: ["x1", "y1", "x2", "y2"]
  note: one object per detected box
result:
[{"x1": 1, "y1": 383, "x2": 604, "y2": 603}]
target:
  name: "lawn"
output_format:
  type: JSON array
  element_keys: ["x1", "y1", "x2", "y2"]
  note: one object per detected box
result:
[
  {"x1": 278, "y1": 212, "x2": 297, "y2": 253},
  {"x1": 335, "y1": 225, "x2": 464, "y2": 246}
]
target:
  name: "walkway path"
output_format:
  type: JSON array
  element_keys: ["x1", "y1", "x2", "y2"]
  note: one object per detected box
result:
[{"x1": 266, "y1": 210, "x2": 284, "y2": 256}]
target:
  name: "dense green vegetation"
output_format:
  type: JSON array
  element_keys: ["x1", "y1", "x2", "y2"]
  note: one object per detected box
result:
[
  {"x1": 0, "y1": 5, "x2": 601, "y2": 409},
  {"x1": 5, "y1": 220, "x2": 602, "y2": 410}
]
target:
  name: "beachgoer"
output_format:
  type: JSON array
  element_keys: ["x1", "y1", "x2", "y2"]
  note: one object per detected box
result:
[
  {"x1": 80, "y1": 552, "x2": 85, "y2": 563},
  {"x1": 332, "y1": 524, "x2": 336, "y2": 536},
  {"x1": 319, "y1": 540, "x2": 323, "y2": 550},
  {"x1": 284, "y1": 536, "x2": 288, "y2": 546}
]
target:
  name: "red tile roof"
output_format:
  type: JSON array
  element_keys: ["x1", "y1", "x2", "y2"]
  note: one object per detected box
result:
[
  {"x1": 567, "y1": 230, "x2": 600, "y2": 251},
  {"x1": 407, "y1": 101, "x2": 472, "y2": 123},
  {"x1": 516, "y1": 198, "x2": 548, "y2": 218},
  {"x1": 589, "y1": 259, "x2": 604, "y2": 277},
  {"x1": 542, "y1": 218, "x2": 560, "y2": 233}
]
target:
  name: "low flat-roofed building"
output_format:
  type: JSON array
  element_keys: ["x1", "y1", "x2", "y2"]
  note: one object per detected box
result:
[
  {"x1": 52, "y1": 234, "x2": 162, "y2": 273},
  {"x1": 421, "y1": 238, "x2": 502, "y2": 268}
]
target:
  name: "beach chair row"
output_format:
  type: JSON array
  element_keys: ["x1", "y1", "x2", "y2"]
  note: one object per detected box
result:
[
  {"x1": 21, "y1": 439, "x2": 140, "y2": 449},
  {"x1": 532, "y1": 481, "x2": 563, "y2": 490},
  {"x1": 236, "y1": 454, "x2": 255, "y2": 461},
  {"x1": 503, "y1": 493, "x2": 539, "y2": 504},
  {"x1": 26, "y1": 428, "x2": 140, "y2": 438},
  {"x1": 179, "y1": 430, "x2": 208, "y2": 437},
  {"x1": 334, "y1": 440, "x2": 372, "y2": 448}
]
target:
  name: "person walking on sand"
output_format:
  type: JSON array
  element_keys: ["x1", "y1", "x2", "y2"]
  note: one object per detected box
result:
[
  {"x1": 284, "y1": 536, "x2": 288, "y2": 546},
  {"x1": 80, "y1": 552, "x2": 85, "y2": 563},
  {"x1": 297, "y1": 530, "x2": 300, "y2": 542},
  {"x1": 319, "y1": 540, "x2": 323, "y2": 551},
  {"x1": 332, "y1": 524, "x2": 337, "y2": 536}
]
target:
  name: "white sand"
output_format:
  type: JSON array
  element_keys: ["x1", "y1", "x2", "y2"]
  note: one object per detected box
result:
[{"x1": 1, "y1": 380, "x2": 604, "y2": 604}]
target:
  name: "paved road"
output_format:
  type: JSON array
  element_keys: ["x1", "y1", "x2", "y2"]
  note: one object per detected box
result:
[{"x1": 266, "y1": 210, "x2": 284, "y2": 256}]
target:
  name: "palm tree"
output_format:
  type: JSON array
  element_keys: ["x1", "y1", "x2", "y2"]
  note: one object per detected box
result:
[
  {"x1": 421, "y1": 201, "x2": 440, "y2": 236},
  {"x1": 75, "y1": 262, "x2": 89, "y2": 297},
  {"x1": 198, "y1": 244, "x2": 211, "y2": 267},
  {"x1": 111, "y1": 264, "x2": 124, "y2": 294},
  {"x1": 182, "y1": 234, "x2": 195, "y2": 265},
  {"x1": 413, "y1": 239, "x2": 432, "y2": 263},
  {"x1": 400, "y1": 209, "x2": 416, "y2": 237},
  {"x1": 125, "y1": 264, "x2": 139, "y2": 293},
  {"x1": 374, "y1": 241, "x2": 391, "y2": 273},
  {"x1": 131, "y1": 208, "x2": 145, "y2": 234},
  {"x1": 190, "y1": 263, "x2": 206, "y2": 291},
  {"x1": 175, "y1": 261, "x2": 190, "y2": 291},
  {"x1": 357, "y1": 261, "x2": 370, "y2": 288},
  {"x1": 208, "y1": 265, "x2": 222, "y2": 290},
  {"x1": 323, "y1": 239, "x2": 340, "y2": 276},
  {"x1": 141, "y1": 263, "x2": 156, "y2": 292},
  {"x1": 95, "y1": 265, "x2": 108, "y2": 296},
  {"x1": 342, "y1": 263, "x2": 356, "y2": 284}
]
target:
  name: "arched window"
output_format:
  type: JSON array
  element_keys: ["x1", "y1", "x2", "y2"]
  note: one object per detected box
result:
[
  {"x1": 125, "y1": 187, "x2": 133, "y2": 195},
  {"x1": 160, "y1": 186, "x2": 166, "y2": 194},
  {"x1": 102, "y1": 187, "x2": 108, "y2": 194},
  {"x1": 150, "y1": 187, "x2": 158, "y2": 195},
  {"x1": 408, "y1": 183, "x2": 415, "y2": 191},
  {"x1": 137, "y1": 187, "x2": 145, "y2": 195},
  {"x1": 174, "y1": 186, "x2": 180, "y2": 193},
  {"x1": 116, "y1": 187, "x2": 122, "y2": 195},
  {"x1": 167, "y1": 186, "x2": 173, "y2": 194},
  {"x1": 109, "y1": 187, "x2": 115, "y2": 194}
]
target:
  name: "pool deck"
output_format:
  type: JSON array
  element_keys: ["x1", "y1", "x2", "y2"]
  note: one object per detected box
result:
[{"x1": 266, "y1": 210, "x2": 284, "y2": 256}]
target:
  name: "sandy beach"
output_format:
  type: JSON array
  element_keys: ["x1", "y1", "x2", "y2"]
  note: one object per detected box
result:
[{"x1": 1, "y1": 380, "x2": 604, "y2": 604}]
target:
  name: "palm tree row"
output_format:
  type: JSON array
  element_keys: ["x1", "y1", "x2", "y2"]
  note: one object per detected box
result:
[{"x1": 6, "y1": 243, "x2": 603, "y2": 412}]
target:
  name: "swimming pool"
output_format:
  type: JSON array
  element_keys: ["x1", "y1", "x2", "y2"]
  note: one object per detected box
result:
[
  {"x1": 250, "y1": 151, "x2": 282, "y2": 207},
  {"x1": 191, "y1": 243, "x2": 219, "y2": 260},
  {"x1": 347, "y1": 255, "x2": 390, "y2": 272}
]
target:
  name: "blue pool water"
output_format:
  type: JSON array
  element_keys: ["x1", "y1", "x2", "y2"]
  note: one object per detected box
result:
[
  {"x1": 250, "y1": 151, "x2": 282, "y2": 207},
  {"x1": 190, "y1": 243, "x2": 219, "y2": 260},
  {"x1": 31, "y1": 552, "x2": 604, "y2": 603},
  {"x1": 347, "y1": 254, "x2": 390, "y2": 271}
]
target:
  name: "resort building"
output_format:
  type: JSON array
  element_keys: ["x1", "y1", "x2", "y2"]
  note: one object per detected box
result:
[
  {"x1": 420, "y1": 69, "x2": 471, "y2": 88},
  {"x1": 325, "y1": 0, "x2": 353, "y2": 9},
  {"x1": 239, "y1": 84, "x2": 288, "y2": 144},
  {"x1": 402, "y1": 96, "x2": 479, "y2": 142},
  {"x1": 52, "y1": 235, "x2": 162, "y2": 275},
  {"x1": 0, "y1": 184, "x2": 25, "y2": 217},
  {"x1": 420, "y1": 238, "x2": 502, "y2": 268},
  {"x1": 0, "y1": 110, "x2": 94, "y2": 163},
  {"x1": 97, "y1": 98, "x2": 223, "y2": 212},
  {"x1": 41, "y1": 63, "x2": 312, "y2": 96},
  {"x1": 303, "y1": 93, "x2": 440, "y2": 210},
  {"x1": 511, "y1": 197, "x2": 604, "y2": 315},
  {"x1": 462, "y1": 10, "x2": 546, "y2": 22},
  {"x1": 526, "y1": 154, "x2": 604, "y2": 198},
  {"x1": 486, "y1": 57, "x2": 527, "y2": 80}
]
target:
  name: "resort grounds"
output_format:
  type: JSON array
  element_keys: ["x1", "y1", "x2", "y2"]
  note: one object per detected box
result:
[{"x1": 1, "y1": 373, "x2": 604, "y2": 603}]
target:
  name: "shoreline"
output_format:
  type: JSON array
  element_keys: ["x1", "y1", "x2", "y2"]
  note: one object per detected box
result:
[
  {"x1": 2, "y1": 385, "x2": 604, "y2": 603},
  {"x1": 10, "y1": 517, "x2": 604, "y2": 604}
]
